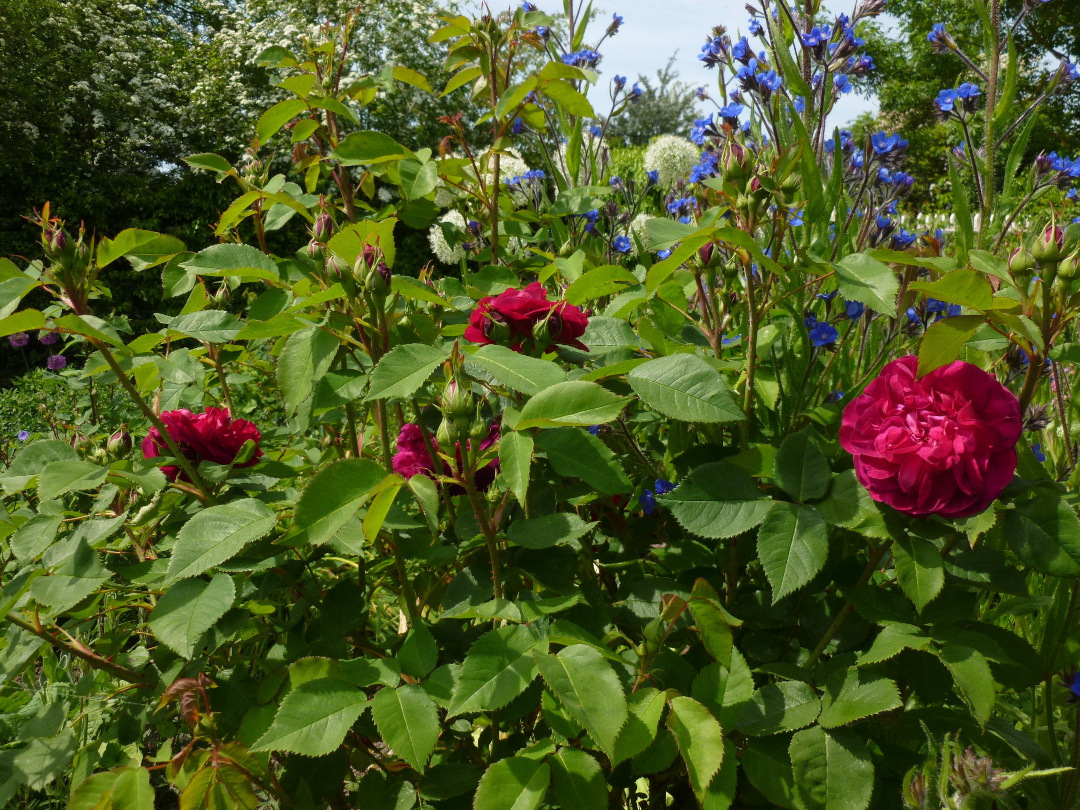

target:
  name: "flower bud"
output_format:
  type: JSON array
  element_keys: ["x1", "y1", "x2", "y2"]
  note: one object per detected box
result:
[
  {"x1": 106, "y1": 428, "x2": 132, "y2": 458},
  {"x1": 481, "y1": 312, "x2": 513, "y2": 344},
  {"x1": 308, "y1": 239, "x2": 326, "y2": 264},
  {"x1": 71, "y1": 432, "x2": 92, "y2": 454},
  {"x1": 1031, "y1": 224, "x2": 1066, "y2": 264},
  {"x1": 1058, "y1": 249, "x2": 1080, "y2": 281},
  {"x1": 698, "y1": 242, "x2": 716, "y2": 266},
  {"x1": 468, "y1": 418, "x2": 490, "y2": 443},
  {"x1": 533, "y1": 310, "x2": 565, "y2": 345},
  {"x1": 326, "y1": 255, "x2": 349, "y2": 280},
  {"x1": 1009, "y1": 245, "x2": 1036, "y2": 278},
  {"x1": 441, "y1": 380, "x2": 474, "y2": 421},
  {"x1": 313, "y1": 213, "x2": 334, "y2": 242},
  {"x1": 44, "y1": 228, "x2": 69, "y2": 260},
  {"x1": 436, "y1": 418, "x2": 455, "y2": 449}
]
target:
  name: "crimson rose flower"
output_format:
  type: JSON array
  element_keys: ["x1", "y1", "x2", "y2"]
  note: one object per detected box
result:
[
  {"x1": 392, "y1": 422, "x2": 500, "y2": 491},
  {"x1": 141, "y1": 407, "x2": 262, "y2": 481},
  {"x1": 839, "y1": 356, "x2": 1021, "y2": 519},
  {"x1": 464, "y1": 282, "x2": 588, "y2": 352}
]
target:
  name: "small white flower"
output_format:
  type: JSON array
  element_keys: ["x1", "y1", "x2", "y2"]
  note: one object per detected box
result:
[
  {"x1": 644, "y1": 135, "x2": 700, "y2": 189},
  {"x1": 429, "y1": 211, "x2": 467, "y2": 264},
  {"x1": 377, "y1": 186, "x2": 397, "y2": 203}
]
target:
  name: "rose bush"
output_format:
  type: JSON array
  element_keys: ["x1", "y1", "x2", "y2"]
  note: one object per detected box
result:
[{"x1": 3, "y1": 1, "x2": 1080, "y2": 809}]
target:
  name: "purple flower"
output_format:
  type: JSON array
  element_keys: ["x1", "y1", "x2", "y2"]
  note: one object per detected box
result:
[
  {"x1": 39, "y1": 331, "x2": 58, "y2": 346},
  {"x1": 47, "y1": 354, "x2": 67, "y2": 371},
  {"x1": 17, "y1": 430, "x2": 29, "y2": 442},
  {"x1": 8, "y1": 332, "x2": 29, "y2": 348}
]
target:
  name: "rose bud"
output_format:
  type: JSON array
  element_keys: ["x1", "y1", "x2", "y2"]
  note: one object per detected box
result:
[
  {"x1": 441, "y1": 380, "x2": 474, "y2": 421},
  {"x1": 313, "y1": 213, "x2": 334, "y2": 242},
  {"x1": 1031, "y1": 224, "x2": 1066, "y2": 264},
  {"x1": 1008, "y1": 245, "x2": 1036, "y2": 278},
  {"x1": 698, "y1": 242, "x2": 716, "y2": 266},
  {"x1": 106, "y1": 428, "x2": 132, "y2": 458},
  {"x1": 326, "y1": 255, "x2": 349, "y2": 280},
  {"x1": 44, "y1": 228, "x2": 69, "y2": 260},
  {"x1": 307, "y1": 239, "x2": 325, "y2": 264},
  {"x1": 1057, "y1": 249, "x2": 1080, "y2": 281},
  {"x1": 71, "y1": 432, "x2": 92, "y2": 453}
]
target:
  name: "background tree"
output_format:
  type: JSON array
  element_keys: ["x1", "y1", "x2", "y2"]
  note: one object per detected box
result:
[{"x1": 605, "y1": 57, "x2": 700, "y2": 146}]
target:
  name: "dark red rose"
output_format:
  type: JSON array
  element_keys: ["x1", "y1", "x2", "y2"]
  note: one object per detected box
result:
[
  {"x1": 839, "y1": 356, "x2": 1021, "y2": 519},
  {"x1": 392, "y1": 422, "x2": 500, "y2": 491},
  {"x1": 141, "y1": 407, "x2": 262, "y2": 481},
  {"x1": 464, "y1": 282, "x2": 589, "y2": 352}
]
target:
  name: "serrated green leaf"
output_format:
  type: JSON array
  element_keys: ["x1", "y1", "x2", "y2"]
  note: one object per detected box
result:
[
  {"x1": 773, "y1": 431, "x2": 831, "y2": 502},
  {"x1": 666, "y1": 696, "x2": 725, "y2": 800},
  {"x1": 818, "y1": 670, "x2": 901, "y2": 728},
  {"x1": 893, "y1": 535, "x2": 944, "y2": 612},
  {"x1": 549, "y1": 748, "x2": 606, "y2": 810},
  {"x1": 535, "y1": 644, "x2": 628, "y2": 758},
  {"x1": 856, "y1": 624, "x2": 931, "y2": 666},
  {"x1": 516, "y1": 381, "x2": 629, "y2": 429},
  {"x1": 658, "y1": 462, "x2": 771, "y2": 540},
  {"x1": 278, "y1": 327, "x2": 340, "y2": 416},
  {"x1": 506, "y1": 513, "x2": 595, "y2": 550},
  {"x1": 468, "y1": 344, "x2": 567, "y2": 395},
  {"x1": 535, "y1": 427, "x2": 631, "y2": 494},
  {"x1": 257, "y1": 98, "x2": 307, "y2": 144},
  {"x1": 473, "y1": 756, "x2": 550, "y2": 810},
  {"x1": 790, "y1": 725, "x2": 874, "y2": 810},
  {"x1": 168, "y1": 310, "x2": 243, "y2": 343},
  {"x1": 447, "y1": 625, "x2": 547, "y2": 716},
  {"x1": 757, "y1": 502, "x2": 829, "y2": 603},
  {"x1": 331, "y1": 131, "x2": 408, "y2": 165},
  {"x1": 627, "y1": 354, "x2": 744, "y2": 424},
  {"x1": 936, "y1": 643, "x2": 995, "y2": 725},
  {"x1": 167, "y1": 499, "x2": 277, "y2": 583},
  {"x1": 910, "y1": 270, "x2": 993, "y2": 310},
  {"x1": 737, "y1": 681, "x2": 820, "y2": 736},
  {"x1": 834, "y1": 253, "x2": 899, "y2": 314},
  {"x1": 148, "y1": 574, "x2": 235, "y2": 659},
  {"x1": 293, "y1": 459, "x2": 388, "y2": 546},
  {"x1": 366, "y1": 343, "x2": 446, "y2": 401},
  {"x1": 917, "y1": 315, "x2": 985, "y2": 376},
  {"x1": 499, "y1": 430, "x2": 533, "y2": 505},
  {"x1": 1004, "y1": 495, "x2": 1080, "y2": 576},
  {"x1": 370, "y1": 684, "x2": 439, "y2": 772},
  {"x1": 613, "y1": 688, "x2": 667, "y2": 765},
  {"x1": 252, "y1": 678, "x2": 368, "y2": 756},
  {"x1": 37, "y1": 461, "x2": 108, "y2": 502}
]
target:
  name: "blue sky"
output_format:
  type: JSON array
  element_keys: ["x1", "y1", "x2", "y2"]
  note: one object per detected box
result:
[{"x1": 464, "y1": 0, "x2": 880, "y2": 130}]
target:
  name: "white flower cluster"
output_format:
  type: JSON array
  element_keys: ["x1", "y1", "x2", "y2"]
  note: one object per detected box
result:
[
  {"x1": 644, "y1": 135, "x2": 700, "y2": 189},
  {"x1": 628, "y1": 213, "x2": 653, "y2": 257},
  {"x1": 429, "y1": 211, "x2": 467, "y2": 264}
]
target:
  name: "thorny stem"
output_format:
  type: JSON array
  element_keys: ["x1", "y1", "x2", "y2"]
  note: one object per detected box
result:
[
  {"x1": 740, "y1": 256, "x2": 759, "y2": 451},
  {"x1": 462, "y1": 460, "x2": 503, "y2": 600},
  {"x1": 209, "y1": 345, "x2": 234, "y2": 415},
  {"x1": 5, "y1": 613, "x2": 149, "y2": 687},
  {"x1": 1052, "y1": 361, "x2": 1077, "y2": 470}
]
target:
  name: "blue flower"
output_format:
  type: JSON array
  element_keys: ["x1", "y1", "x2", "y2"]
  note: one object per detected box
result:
[
  {"x1": 846, "y1": 300, "x2": 865, "y2": 320},
  {"x1": 927, "y1": 22, "x2": 954, "y2": 52},
  {"x1": 535, "y1": 25, "x2": 550, "y2": 37},
  {"x1": 1033, "y1": 443, "x2": 1047, "y2": 463},
  {"x1": 834, "y1": 74, "x2": 852, "y2": 94},
  {"x1": 817, "y1": 290, "x2": 839, "y2": 301},
  {"x1": 826, "y1": 390, "x2": 845, "y2": 403},
  {"x1": 749, "y1": 18, "x2": 763, "y2": 36},
  {"x1": 1068, "y1": 671, "x2": 1080, "y2": 701},
  {"x1": 804, "y1": 313, "x2": 818, "y2": 328},
  {"x1": 589, "y1": 124, "x2": 603, "y2": 138},
  {"x1": 522, "y1": 1, "x2": 536, "y2": 10},
  {"x1": 613, "y1": 75, "x2": 627, "y2": 91},
  {"x1": 17, "y1": 430, "x2": 29, "y2": 442},
  {"x1": 678, "y1": 216, "x2": 693, "y2": 224},
  {"x1": 646, "y1": 170, "x2": 659, "y2": 185},
  {"x1": 562, "y1": 49, "x2": 601, "y2": 67},
  {"x1": 654, "y1": 479, "x2": 676, "y2": 495},
  {"x1": 800, "y1": 25, "x2": 831, "y2": 48},
  {"x1": 613, "y1": 235, "x2": 632, "y2": 254},
  {"x1": 957, "y1": 82, "x2": 981, "y2": 100},
  {"x1": 657, "y1": 249, "x2": 672, "y2": 259},
  {"x1": 906, "y1": 307, "x2": 921, "y2": 324},
  {"x1": 731, "y1": 36, "x2": 753, "y2": 63},
  {"x1": 756, "y1": 70, "x2": 782, "y2": 94},
  {"x1": 640, "y1": 490, "x2": 657, "y2": 515},
  {"x1": 512, "y1": 117, "x2": 524, "y2": 134},
  {"x1": 891, "y1": 228, "x2": 917, "y2": 249},
  {"x1": 695, "y1": 86, "x2": 709, "y2": 100},
  {"x1": 690, "y1": 114, "x2": 714, "y2": 145},
  {"x1": 721, "y1": 333, "x2": 742, "y2": 345},
  {"x1": 871, "y1": 131, "x2": 908, "y2": 156},
  {"x1": 608, "y1": 13, "x2": 624, "y2": 35},
  {"x1": 935, "y1": 88, "x2": 959, "y2": 115},
  {"x1": 809, "y1": 321, "x2": 839, "y2": 346},
  {"x1": 793, "y1": 95, "x2": 806, "y2": 113},
  {"x1": 926, "y1": 298, "x2": 961, "y2": 319},
  {"x1": 719, "y1": 102, "x2": 745, "y2": 124},
  {"x1": 630, "y1": 83, "x2": 643, "y2": 99},
  {"x1": 790, "y1": 208, "x2": 804, "y2": 226},
  {"x1": 587, "y1": 425, "x2": 600, "y2": 436}
]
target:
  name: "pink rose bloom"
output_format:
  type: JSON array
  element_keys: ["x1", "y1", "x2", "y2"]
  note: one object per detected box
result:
[
  {"x1": 392, "y1": 422, "x2": 500, "y2": 491},
  {"x1": 141, "y1": 407, "x2": 262, "y2": 481},
  {"x1": 464, "y1": 282, "x2": 589, "y2": 352},
  {"x1": 839, "y1": 356, "x2": 1021, "y2": 519}
]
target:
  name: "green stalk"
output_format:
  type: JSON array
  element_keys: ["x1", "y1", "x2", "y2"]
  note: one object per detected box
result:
[
  {"x1": 979, "y1": 0, "x2": 1001, "y2": 249},
  {"x1": 6, "y1": 614, "x2": 148, "y2": 687}
]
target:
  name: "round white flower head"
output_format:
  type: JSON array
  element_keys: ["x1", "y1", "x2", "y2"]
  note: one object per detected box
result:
[
  {"x1": 483, "y1": 148, "x2": 533, "y2": 207},
  {"x1": 376, "y1": 186, "x2": 397, "y2": 203},
  {"x1": 429, "y1": 211, "x2": 467, "y2": 264},
  {"x1": 628, "y1": 213, "x2": 653, "y2": 257},
  {"x1": 644, "y1": 135, "x2": 700, "y2": 189}
]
